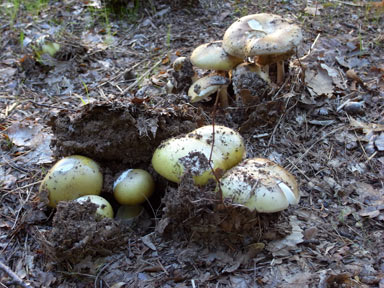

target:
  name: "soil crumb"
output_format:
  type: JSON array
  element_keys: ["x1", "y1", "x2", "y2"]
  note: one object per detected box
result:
[
  {"x1": 45, "y1": 200, "x2": 137, "y2": 264},
  {"x1": 48, "y1": 101, "x2": 200, "y2": 166},
  {"x1": 157, "y1": 174, "x2": 292, "y2": 247}
]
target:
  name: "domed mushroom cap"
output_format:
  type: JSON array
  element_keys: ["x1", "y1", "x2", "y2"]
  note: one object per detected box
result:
[
  {"x1": 188, "y1": 75, "x2": 229, "y2": 103},
  {"x1": 223, "y1": 13, "x2": 303, "y2": 60},
  {"x1": 190, "y1": 41, "x2": 243, "y2": 71},
  {"x1": 152, "y1": 136, "x2": 227, "y2": 185},
  {"x1": 219, "y1": 158, "x2": 300, "y2": 213},
  {"x1": 187, "y1": 125, "x2": 245, "y2": 170}
]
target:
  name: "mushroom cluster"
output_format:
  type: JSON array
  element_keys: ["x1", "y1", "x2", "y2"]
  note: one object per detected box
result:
[
  {"x1": 177, "y1": 13, "x2": 303, "y2": 106},
  {"x1": 152, "y1": 125, "x2": 300, "y2": 213},
  {"x1": 39, "y1": 155, "x2": 154, "y2": 220}
]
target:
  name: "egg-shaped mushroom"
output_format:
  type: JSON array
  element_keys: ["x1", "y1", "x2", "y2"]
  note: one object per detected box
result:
[
  {"x1": 152, "y1": 136, "x2": 227, "y2": 185},
  {"x1": 187, "y1": 125, "x2": 245, "y2": 170},
  {"x1": 219, "y1": 158, "x2": 300, "y2": 213},
  {"x1": 113, "y1": 169, "x2": 155, "y2": 205},
  {"x1": 39, "y1": 155, "x2": 103, "y2": 208}
]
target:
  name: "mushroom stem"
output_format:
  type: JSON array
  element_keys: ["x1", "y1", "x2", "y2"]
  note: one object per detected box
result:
[
  {"x1": 218, "y1": 85, "x2": 229, "y2": 108},
  {"x1": 276, "y1": 61, "x2": 285, "y2": 84}
]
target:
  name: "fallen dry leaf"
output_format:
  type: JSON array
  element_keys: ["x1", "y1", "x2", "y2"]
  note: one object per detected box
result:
[{"x1": 305, "y1": 68, "x2": 334, "y2": 97}]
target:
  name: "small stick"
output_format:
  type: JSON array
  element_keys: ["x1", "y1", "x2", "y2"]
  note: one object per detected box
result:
[
  {"x1": 208, "y1": 92, "x2": 223, "y2": 202},
  {"x1": 120, "y1": 58, "x2": 163, "y2": 95},
  {"x1": 0, "y1": 260, "x2": 32, "y2": 288}
]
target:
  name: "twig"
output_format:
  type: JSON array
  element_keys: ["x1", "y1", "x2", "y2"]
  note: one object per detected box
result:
[
  {"x1": 0, "y1": 260, "x2": 32, "y2": 288},
  {"x1": 299, "y1": 33, "x2": 321, "y2": 62},
  {"x1": 120, "y1": 58, "x2": 163, "y2": 95},
  {"x1": 291, "y1": 125, "x2": 345, "y2": 166},
  {"x1": 208, "y1": 91, "x2": 223, "y2": 202},
  {"x1": 329, "y1": 0, "x2": 365, "y2": 7}
]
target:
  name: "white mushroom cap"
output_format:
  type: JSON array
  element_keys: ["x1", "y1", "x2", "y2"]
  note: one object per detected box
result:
[
  {"x1": 188, "y1": 75, "x2": 229, "y2": 103},
  {"x1": 219, "y1": 158, "x2": 300, "y2": 213},
  {"x1": 190, "y1": 41, "x2": 243, "y2": 71},
  {"x1": 223, "y1": 13, "x2": 303, "y2": 62}
]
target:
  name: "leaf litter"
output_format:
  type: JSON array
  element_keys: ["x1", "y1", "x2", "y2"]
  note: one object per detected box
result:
[{"x1": 0, "y1": 0, "x2": 383, "y2": 287}]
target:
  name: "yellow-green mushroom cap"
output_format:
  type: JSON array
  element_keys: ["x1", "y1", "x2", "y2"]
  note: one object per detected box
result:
[
  {"x1": 152, "y1": 136, "x2": 227, "y2": 185},
  {"x1": 191, "y1": 41, "x2": 243, "y2": 71},
  {"x1": 187, "y1": 125, "x2": 245, "y2": 170},
  {"x1": 39, "y1": 155, "x2": 103, "y2": 208},
  {"x1": 219, "y1": 158, "x2": 300, "y2": 213},
  {"x1": 113, "y1": 169, "x2": 155, "y2": 205},
  {"x1": 75, "y1": 195, "x2": 114, "y2": 218}
]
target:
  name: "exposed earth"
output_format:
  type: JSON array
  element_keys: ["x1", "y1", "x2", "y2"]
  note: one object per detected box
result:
[{"x1": 1, "y1": 0, "x2": 383, "y2": 287}]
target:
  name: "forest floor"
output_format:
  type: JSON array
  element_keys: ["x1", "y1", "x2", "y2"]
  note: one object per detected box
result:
[{"x1": 0, "y1": 0, "x2": 383, "y2": 287}]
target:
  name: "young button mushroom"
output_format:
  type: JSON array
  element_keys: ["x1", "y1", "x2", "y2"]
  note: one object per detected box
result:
[
  {"x1": 113, "y1": 169, "x2": 155, "y2": 205},
  {"x1": 75, "y1": 195, "x2": 114, "y2": 218},
  {"x1": 223, "y1": 13, "x2": 303, "y2": 84},
  {"x1": 187, "y1": 125, "x2": 245, "y2": 170},
  {"x1": 39, "y1": 155, "x2": 103, "y2": 208},
  {"x1": 188, "y1": 75, "x2": 230, "y2": 104},
  {"x1": 152, "y1": 136, "x2": 227, "y2": 185},
  {"x1": 219, "y1": 158, "x2": 300, "y2": 213}
]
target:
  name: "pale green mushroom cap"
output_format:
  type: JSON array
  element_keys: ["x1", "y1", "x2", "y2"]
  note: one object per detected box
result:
[
  {"x1": 191, "y1": 41, "x2": 243, "y2": 71},
  {"x1": 187, "y1": 125, "x2": 245, "y2": 170},
  {"x1": 39, "y1": 155, "x2": 103, "y2": 208},
  {"x1": 220, "y1": 158, "x2": 300, "y2": 213},
  {"x1": 113, "y1": 169, "x2": 155, "y2": 205},
  {"x1": 152, "y1": 136, "x2": 227, "y2": 185}
]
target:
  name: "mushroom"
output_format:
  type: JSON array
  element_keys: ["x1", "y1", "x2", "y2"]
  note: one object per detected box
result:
[
  {"x1": 75, "y1": 195, "x2": 114, "y2": 218},
  {"x1": 152, "y1": 136, "x2": 227, "y2": 185},
  {"x1": 152, "y1": 125, "x2": 244, "y2": 185},
  {"x1": 39, "y1": 155, "x2": 103, "y2": 208},
  {"x1": 187, "y1": 125, "x2": 245, "y2": 170},
  {"x1": 189, "y1": 41, "x2": 243, "y2": 107},
  {"x1": 219, "y1": 158, "x2": 300, "y2": 213},
  {"x1": 190, "y1": 41, "x2": 243, "y2": 71},
  {"x1": 113, "y1": 169, "x2": 155, "y2": 205},
  {"x1": 223, "y1": 13, "x2": 303, "y2": 84},
  {"x1": 188, "y1": 75, "x2": 230, "y2": 104}
]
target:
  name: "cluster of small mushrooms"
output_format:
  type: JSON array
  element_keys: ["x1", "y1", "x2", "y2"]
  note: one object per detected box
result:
[
  {"x1": 39, "y1": 155, "x2": 154, "y2": 219},
  {"x1": 174, "y1": 13, "x2": 303, "y2": 107},
  {"x1": 40, "y1": 124, "x2": 300, "y2": 218}
]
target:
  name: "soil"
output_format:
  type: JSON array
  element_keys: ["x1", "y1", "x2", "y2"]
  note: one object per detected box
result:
[{"x1": 1, "y1": 0, "x2": 384, "y2": 287}]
